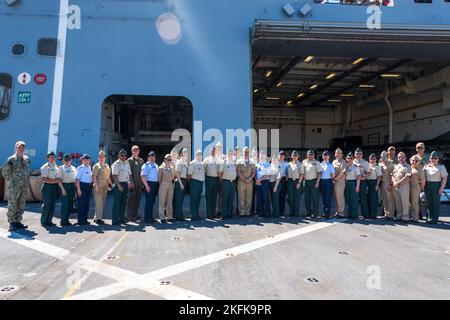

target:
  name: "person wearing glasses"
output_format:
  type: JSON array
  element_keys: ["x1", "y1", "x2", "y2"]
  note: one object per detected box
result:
[
  {"x1": 353, "y1": 148, "x2": 370, "y2": 219},
  {"x1": 75, "y1": 154, "x2": 93, "y2": 225},
  {"x1": 344, "y1": 152, "x2": 361, "y2": 219},
  {"x1": 92, "y1": 151, "x2": 112, "y2": 225},
  {"x1": 141, "y1": 151, "x2": 159, "y2": 224},
  {"x1": 158, "y1": 154, "x2": 176, "y2": 223},
  {"x1": 392, "y1": 152, "x2": 412, "y2": 222},
  {"x1": 303, "y1": 149, "x2": 322, "y2": 218},
  {"x1": 414, "y1": 142, "x2": 429, "y2": 170},
  {"x1": 40, "y1": 151, "x2": 60, "y2": 227},
  {"x1": 58, "y1": 153, "x2": 77, "y2": 226},
  {"x1": 367, "y1": 153, "x2": 382, "y2": 219},
  {"x1": 287, "y1": 150, "x2": 305, "y2": 217},
  {"x1": 111, "y1": 149, "x2": 132, "y2": 226},
  {"x1": 409, "y1": 155, "x2": 426, "y2": 223},
  {"x1": 423, "y1": 151, "x2": 448, "y2": 224}
]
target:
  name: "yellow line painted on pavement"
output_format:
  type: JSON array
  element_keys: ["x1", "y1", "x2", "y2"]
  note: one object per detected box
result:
[{"x1": 63, "y1": 232, "x2": 129, "y2": 299}]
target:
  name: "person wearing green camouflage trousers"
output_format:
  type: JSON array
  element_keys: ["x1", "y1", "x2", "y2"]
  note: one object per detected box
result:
[{"x1": 2, "y1": 141, "x2": 30, "y2": 231}]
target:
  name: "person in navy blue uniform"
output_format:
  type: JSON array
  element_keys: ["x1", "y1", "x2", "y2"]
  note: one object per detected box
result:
[{"x1": 141, "y1": 151, "x2": 159, "y2": 223}]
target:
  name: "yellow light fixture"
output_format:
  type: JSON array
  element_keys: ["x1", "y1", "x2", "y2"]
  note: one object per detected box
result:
[
  {"x1": 276, "y1": 82, "x2": 282, "y2": 87},
  {"x1": 253, "y1": 89, "x2": 259, "y2": 93},
  {"x1": 304, "y1": 56, "x2": 314, "y2": 63},
  {"x1": 352, "y1": 58, "x2": 365, "y2": 65},
  {"x1": 381, "y1": 73, "x2": 401, "y2": 78},
  {"x1": 266, "y1": 97, "x2": 280, "y2": 101},
  {"x1": 328, "y1": 99, "x2": 342, "y2": 103},
  {"x1": 340, "y1": 93, "x2": 355, "y2": 97},
  {"x1": 297, "y1": 93, "x2": 305, "y2": 98},
  {"x1": 265, "y1": 70, "x2": 273, "y2": 78},
  {"x1": 325, "y1": 73, "x2": 336, "y2": 80},
  {"x1": 358, "y1": 84, "x2": 376, "y2": 88},
  {"x1": 286, "y1": 100, "x2": 293, "y2": 105},
  {"x1": 309, "y1": 84, "x2": 319, "y2": 90}
]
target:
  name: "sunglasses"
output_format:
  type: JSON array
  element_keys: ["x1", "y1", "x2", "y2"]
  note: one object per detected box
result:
[
  {"x1": 431, "y1": 157, "x2": 438, "y2": 160},
  {"x1": 411, "y1": 160, "x2": 418, "y2": 162}
]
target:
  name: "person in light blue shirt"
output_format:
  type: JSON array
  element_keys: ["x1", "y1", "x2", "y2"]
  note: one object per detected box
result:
[
  {"x1": 255, "y1": 151, "x2": 272, "y2": 217},
  {"x1": 141, "y1": 151, "x2": 159, "y2": 223},
  {"x1": 75, "y1": 154, "x2": 93, "y2": 225},
  {"x1": 278, "y1": 150, "x2": 288, "y2": 216},
  {"x1": 320, "y1": 150, "x2": 336, "y2": 218}
]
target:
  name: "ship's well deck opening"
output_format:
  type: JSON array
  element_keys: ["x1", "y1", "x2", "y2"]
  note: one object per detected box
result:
[{"x1": 100, "y1": 95, "x2": 193, "y2": 163}]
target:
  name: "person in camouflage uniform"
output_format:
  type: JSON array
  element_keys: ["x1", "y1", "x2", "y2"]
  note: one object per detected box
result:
[{"x1": 2, "y1": 141, "x2": 30, "y2": 231}]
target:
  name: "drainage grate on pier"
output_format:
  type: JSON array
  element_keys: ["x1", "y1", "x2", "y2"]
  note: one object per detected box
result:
[
  {"x1": 160, "y1": 280, "x2": 171, "y2": 286},
  {"x1": 172, "y1": 237, "x2": 182, "y2": 240},
  {"x1": 0, "y1": 286, "x2": 18, "y2": 294},
  {"x1": 105, "y1": 256, "x2": 119, "y2": 261},
  {"x1": 304, "y1": 277, "x2": 321, "y2": 284},
  {"x1": 360, "y1": 234, "x2": 368, "y2": 238},
  {"x1": 72, "y1": 238, "x2": 85, "y2": 243},
  {"x1": 226, "y1": 253, "x2": 235, "y2": 257},
  {"x1": 338, "y1": 251, "x2": 349, "y2": 255}
]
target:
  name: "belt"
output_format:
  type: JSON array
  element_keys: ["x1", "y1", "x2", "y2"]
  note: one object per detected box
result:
[
  {"x1": 223, "y1": 179, "x2": 235, "y2": 182},
  {"x1": 44, "y1": 183, "x2": 58, "y2": 186},
  {"x1": 62, "y1": 182, "x2": 75, "y2": 185},
  {"x1": 80, "y1": 181, "x2": 93, "y2": 185},
  {"x1": 368, "y1": 179, "x2": 378, "y2": 181},
  {"x1": 288, "y1": 178, "x2": 299, "y2": 181},
  {"x1": 147, "y1": 180, "x2": 158, "y2": 183},
  {"x1": 206, "y1": 176, "x2": 218, "y2": 179}
]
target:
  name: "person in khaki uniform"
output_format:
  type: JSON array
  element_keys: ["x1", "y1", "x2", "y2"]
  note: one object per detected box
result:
[
  {"x1": 127, "y1": 146, "x2": 144, "y2": 222},
  {"x1": 111, "y1": 150, "x2": 132, "y2": 226},
  {"x1": 423, "y1": 151, "x2": 448, "y2": 224},
  {"x1": 367, "y1": 153, "x2": 382, "y2": 219},
  {"x1": 237, "y1": 147, "x2": 256, "y2": 216},
  {"x1": 387, "y1": 146, "x2": 398, "y2": 165},
  {"x1": 344, "y1": 153, "x2": 361, "y2": 219},
  {"x1": 414, "y1": 142, "x2": 429, "y2": 219},
  {"x1": 174, "y1": 148, "x2": 189, "y2": 221},
  {"x1": 302, "y1": 149, "x2": 322, "y2": 218},
  {"x1": 409, "y1": 155, "x2": 426, "y2": 222},
  {"x1": 380, "y1": 151, "x2": 395, "y2": 219},
  {"x1": 158, "y1": 154, "x2": 176, "y2": 223},
  {"x1": 92, "y1": 151, "x2": 112, "y2": 224},
  {"x1": 40, "y1": 152, "x2": 60, "y2": 227},
  {"x1": 58, "y1": 153, "x2": 77, "y2": 226},
  {"x1": 188, "y1": 150, "x2": 205, "y2": 220},
  {"x1": 332, "y1": 148, "x2": 347, "y2": 218},
  {"x1": 219, "y1": 149, "x2": 237, "y2": 219},
  {"x1": 287, "y1": 150, "x2": 304, "y2": 217},
  {"x1": 392, "y1": 152, "x2": 412, "y2": 222}
]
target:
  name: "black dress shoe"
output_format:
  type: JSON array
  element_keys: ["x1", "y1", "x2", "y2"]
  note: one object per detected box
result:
[
  {"x1": 94, "y1": 219, "x2": 105, "y2": 225},
  {"x1": 8, "y1": 223, "x2": 18, "y2": 231},
  {"x1": 16, "y1": 222, "x2": 28, "y2": 229},
  {"x1": 61, "y1": 222, "x2": 73, "y2": 227}
]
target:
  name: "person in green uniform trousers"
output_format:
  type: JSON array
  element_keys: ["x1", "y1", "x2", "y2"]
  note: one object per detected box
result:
[
  {"x1": 203, "y1": 147, "x2": 220, "y2": 219},
  {"x1": 270, "y1": 154, "x2": 282, "y2": 217},
  {"x1": 367, "y1": 153, "x2": 382, "y2": 219},
  {"x1": 111, "y1": 150, "x2": 132, "y2": 226},
  {"x1": 174, "y1": 148, "x2": 189, "y2": 221},
  {"x1": 423, "y1": 151, "x2": 448, "y2": 224},
  {"x1": 302, "y1": 149, "x2": 322, "y2": 218},
  {"x1": 286, "y1": 150, "x2": 304, "y2": 217},
  {"x1": 40, "y1": 151, "x2": 60, "y2": 227},
  {"x1": 219, "y1": 149, "x2": 237, "y2": 219},
  {"x1": 58, "y1": 154, "x2": 77, "y2": 226},
  {"x1": 344, "y1": 153, "x2": 361, "y2": 219},
  {"x1": 188, "y1": 150, "x2": 205, "y2": 220}
]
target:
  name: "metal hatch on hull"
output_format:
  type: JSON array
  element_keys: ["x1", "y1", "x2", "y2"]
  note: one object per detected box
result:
[{"x1": 252, "y1": 20, "x2": 450, "y2": 60}]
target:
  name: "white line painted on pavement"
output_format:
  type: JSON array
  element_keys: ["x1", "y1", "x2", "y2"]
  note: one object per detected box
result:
[{"x1": 61, "y1": 220, "x2": 343, "y2": 300}]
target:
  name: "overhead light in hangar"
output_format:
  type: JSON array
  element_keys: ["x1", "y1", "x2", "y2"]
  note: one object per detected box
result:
[
  {"x1": 328, "y1": 99, "x2": 342, "y2": 103},
  {"x1": 266, "y1": 97, "x2": 280, "y2": 101},
  {"x1": 352, "y1": 58, "x2": 365, "y2": 65},
  {"x1": 309, "y1": 84, "x2": 319, "y2": 90},
  {"x1": 359, "y1": 84, "x2": 376, "y2": 88},
  {"x1": 381, "y1": 73, "x2": 401, "y2": 78},
  {"x1": 340, "y1": 93, "x2": 355, "y2": 97},
  {"x1": 304, "y1": 56, "x2": 314, "y2": 63},
  {"x1": 325, "y1": 73, "x2": 336, "y2": 80},
  {"x1": 286, "y1": 100, "x2": 293, "y2": 105},
  {"x1": 253, "y1": 89, "x2": 259, "y2": 94},
  {"x1": 297, "y1": 93, "x2": 305, "y2": 98},
  {"x1": 276, "y1": 82, "x2": 283, "y2": 87},
  {"x1": 265, "y1": 70, "x2": 273, "y2": 78}
]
